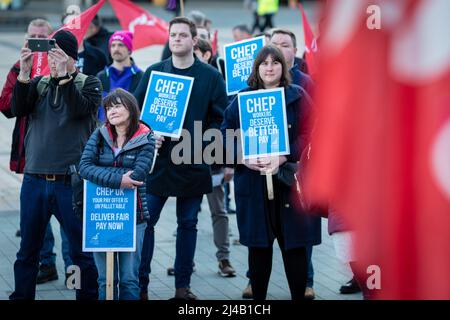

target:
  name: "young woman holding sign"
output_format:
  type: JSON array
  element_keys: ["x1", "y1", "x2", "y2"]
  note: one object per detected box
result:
[
  {"x1": 221, "y1": 45, "x2": 321, "y2": 300},
  {"x1": 79, "y1": 88, "x2": 155, "y2": 300}
]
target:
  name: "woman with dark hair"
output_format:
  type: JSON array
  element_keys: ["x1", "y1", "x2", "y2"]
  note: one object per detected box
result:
[
  {"x1": 221, "y1": 45, "x2": 321, "y2": 300},
  {"x1": 79, "y1": 88, "x2": 155, "y2": 300}
]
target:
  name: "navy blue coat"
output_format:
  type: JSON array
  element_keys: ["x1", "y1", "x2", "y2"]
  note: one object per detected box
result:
[
  {"x1": 79, "y1": 123, "x2": 155, "y2": 224},
  {"x1": 221, "y1": 85, "x2": 321, "y2": 249},
  {"x1": 134, "y1": 57, "x2": 228, "y2": 197}
]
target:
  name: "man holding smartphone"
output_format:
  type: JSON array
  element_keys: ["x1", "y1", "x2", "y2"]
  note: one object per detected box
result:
[
  {"x1": 9, "y1": 29, "x2": 102, "y2": 300},
  {"x1": 0, "y1": 18, "x2": 75, "y2": 287}
]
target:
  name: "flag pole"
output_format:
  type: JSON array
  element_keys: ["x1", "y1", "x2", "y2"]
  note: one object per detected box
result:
[{"x1": 180, "y1": 0, "x2": 185, "y2": 17}]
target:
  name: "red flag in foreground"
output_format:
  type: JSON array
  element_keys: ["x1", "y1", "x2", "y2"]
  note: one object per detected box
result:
[
  {"x1": 298, "y1": 3, "x2": 318, "y2": 77},
  {"x1": 306, "y1": 0, "x2": 450, "y2": 299},
  {"x1": 31, "y1": 0, "x2": 106, "y2": 77},
  {"x1": 109, "y1": 0, "x2": 168, "y2": 50}
]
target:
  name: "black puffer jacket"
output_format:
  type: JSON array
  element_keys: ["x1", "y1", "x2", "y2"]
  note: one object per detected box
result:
[{"x1": 79, "y1": 123, "x2": 155, "y2": 224}]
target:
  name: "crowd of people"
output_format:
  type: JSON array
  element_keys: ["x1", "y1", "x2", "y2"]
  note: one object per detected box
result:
[{"x1": 0, "y1": 4, "x2": 365, "y2": 301}]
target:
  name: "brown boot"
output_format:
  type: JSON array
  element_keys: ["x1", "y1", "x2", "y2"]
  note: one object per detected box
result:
[
  {"x1": 218, "y1": 259, "x2": 236, "y2": 277},
  {"x1": 242, "y1": 282, "x2": 253, "y2": 299},
  {"x1": 173, "y1": 288, "x2": 198, "y2": 300}
]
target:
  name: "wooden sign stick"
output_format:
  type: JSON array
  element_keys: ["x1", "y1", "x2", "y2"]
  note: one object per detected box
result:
[
  {"x1": 106, "y1": 251, "x2": 114, "y2": 300},
  {"x1": 266, "y1": 172, "x2": 274, "y2": 200}
]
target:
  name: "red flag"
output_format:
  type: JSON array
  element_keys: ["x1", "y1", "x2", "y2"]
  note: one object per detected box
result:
[
  {"x1": 109, "y1": 0, "x2": 168, "y2": 50},
  {"x1": 211, "y1": 30, "x2": 218, "y2": 56},
  {"x1": 306, "y1": 0, "x2": 450, "y2": 299},
  {"x1": 31, "y1": 0, "x2": 106, "y2": 77},
  {"x1": 298, "y1": 3, "x2": 318, "y2": 77}
]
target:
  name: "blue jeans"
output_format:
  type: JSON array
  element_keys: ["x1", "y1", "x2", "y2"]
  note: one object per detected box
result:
[
  {"x1": 9, "y1": 174, "x2": 98, "y2": 300},
  {"x1": 306, "y1": 245, "x2": 314, "y2": 288},
  {"x1": 40, "y1": 223, "x2": 73, "y2": 269},
  {"x1": 139, "y1": 194, "x2": 202, "y2": 291},
  {"x1": 60, "y1": 227, "x2": 72, "y2": 269},
  {"x1": 40, "y1": 224, "x2": 56, "y2": 266},
  {"x1": 94, "y1": 223, "x2": 146, "y2": 300}
]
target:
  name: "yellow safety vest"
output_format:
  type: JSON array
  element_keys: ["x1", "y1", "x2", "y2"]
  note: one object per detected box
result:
[{"x1": 257, "y1": 0, "x2": 279, "y2": 16}]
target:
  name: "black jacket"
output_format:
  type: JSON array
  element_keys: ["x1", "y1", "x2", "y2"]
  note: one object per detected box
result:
[
  {"x1": 11, "y1": 72, "x2": 102, "y2": 174},
  {"x1": 77, "y1": 41, "x2": 108, "y2": 76},
  {"x1": 79, "y1": 124, "x2": 155, "y2": 224},
  {"x1": 96, "y1": 64, "x2": 143, "y2": 94},
  {"x1": 86, "y1": 27, "x2": 113, "y2": 65},
  {"x1": 134, "y1": 57, "x2": 228, "y2": 197}
]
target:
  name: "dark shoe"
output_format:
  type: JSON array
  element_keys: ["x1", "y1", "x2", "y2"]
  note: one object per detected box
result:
[
  {"x1": 172, "y1": 288, "x2": 198, "y2": 300},
  {"x1": 227, "y1": 208, "x2": 236, "y2": 214},
  {"x1": 305, "y1": 287, "x2": 315, "y2": 300},
  {"x1": 218, "y1": 259, "x2": 236, "y2": 277},
  {"x1": 339, "y1": 277, "x2": 361, "y2": 294},
  {"x1": 64, "y1": 272, "x2": 71, "y2": 287},
  {"x1": 167, "y1": 267, "x2": 175, "y2": 276},
  {"x1": 167, "y1": 263, "x2": 196, "y2": 276},
  {"x1": 36, "y1": 264, "x2": 58, "y2": 284},
  {"x1": 15, "y1": 229, "x2": 21, "y2": 237},
  {"x1": 242, "y1": 282, "x2": 253, "y2": 299},
  {"x1": 140, "y1": 291, "x2": 149, "y2": 301}
]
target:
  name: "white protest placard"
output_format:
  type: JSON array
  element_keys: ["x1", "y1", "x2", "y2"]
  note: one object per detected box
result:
[{"x1": 140, "y1": 71, "x2": 194, "y2": 138}]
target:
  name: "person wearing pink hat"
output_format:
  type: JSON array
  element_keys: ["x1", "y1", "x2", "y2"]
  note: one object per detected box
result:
[{"x1": 96, "y1": 30, "x2": 143, "y2": 122}]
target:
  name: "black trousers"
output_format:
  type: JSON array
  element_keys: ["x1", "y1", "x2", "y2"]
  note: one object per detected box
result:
[
  {"x1": 249, "y1": 245, "x2": 307, "y2": 301},
  {"x1": 260, "y1": 14, "x2": 274, "y2": 31},
  {"x1": 248, "y1": 180, "x2": 307, "y2": 301}
]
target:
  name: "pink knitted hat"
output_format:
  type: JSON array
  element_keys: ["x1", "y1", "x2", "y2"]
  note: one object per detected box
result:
[{"x1": 109, "y1": 30, "x2": 133, "y2": 53}]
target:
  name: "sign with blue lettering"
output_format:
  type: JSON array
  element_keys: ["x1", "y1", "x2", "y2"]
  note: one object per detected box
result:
[
  {"x1": 140, "y1": 71, "x2": 194, "y2": 138},
  {"x1": 224, "y1": 36, "x2": 265, "y2": 96},
  {"x1": 238, "y1": 88, "x2": 290, "y2": 159},
  {"x1": 83, "y1": 180, "x2": 137, "y2": 252}
]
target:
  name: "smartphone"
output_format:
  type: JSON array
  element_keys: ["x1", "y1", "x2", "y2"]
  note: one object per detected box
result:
[{"x1": 28, "y1": 38, "x2": 56, "y2": 52}]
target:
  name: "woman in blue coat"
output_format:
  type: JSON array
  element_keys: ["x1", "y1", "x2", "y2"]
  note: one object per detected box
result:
[
  {"x1": 79, "y1": 88, "x2": 155, "y2": 300},
  {"x1": 221, "y1": 46, "x2": 321, "y2": 300}
]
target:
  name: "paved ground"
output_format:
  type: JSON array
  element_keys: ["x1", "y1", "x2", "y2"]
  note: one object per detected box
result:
[{"x1": 0, "y1": 0, "x2": 362, "y2": 300}]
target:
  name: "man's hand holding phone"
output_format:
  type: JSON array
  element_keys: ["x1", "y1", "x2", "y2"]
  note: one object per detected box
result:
[
  {"x1": 48, "y1": 44, "x2": 69, "y2": 78},
  {"x1": 18, "y1": 42, "x2": 33, "y2": 82}
]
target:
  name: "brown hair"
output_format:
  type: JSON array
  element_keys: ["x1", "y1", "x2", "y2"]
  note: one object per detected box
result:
[
  {"x1": 103, "y1": 88, "x2": 140, "y2": 146},
  {"x1": 169, "y1": 16, "x2": 197, "y2": 38},
  {"x1": 270, "y1": 29, "x2": 297, "y2": 48},
  {"x1": 194, "y1": 38, "x2": 212, "y2": 62},
  {"x1": 247, "y1": 45, "x2": 291, "y2": 90}
]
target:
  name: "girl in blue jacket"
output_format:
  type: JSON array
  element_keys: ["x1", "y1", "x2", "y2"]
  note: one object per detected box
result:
[{"x1": 79, "y1": 88, "x2": 155, "y2": 300}]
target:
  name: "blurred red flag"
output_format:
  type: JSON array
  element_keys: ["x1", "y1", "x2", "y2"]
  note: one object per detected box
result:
[
  {"x1": 211, "y1": 30, "x2": 218, "y2": 56},
  {"x1": 109, "y1": 0, "x2": 168, "y2": 50},
  {"x1": 306, "y1": 0, "x2": 450, "y2": 299},
  {"x1": 298, "y1": 3, "x2": 318, "y2": 77},
  {"x1": 31, "y1": 0, "x2": 106, "y2": 77}
]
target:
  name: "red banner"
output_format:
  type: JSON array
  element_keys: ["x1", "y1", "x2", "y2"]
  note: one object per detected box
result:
[
  {"x1": 31, "y1": 0, "x2": 106, "y2": 77},
  {"x1": 306, "y1": 0, "x2": 450, "y2": 299},
  {"x1": 298, "y1": 3, "x2": 318, "y2": 78},
  {"x1": 109, "y1": 0, "x2": 168, "y2": 51}
]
